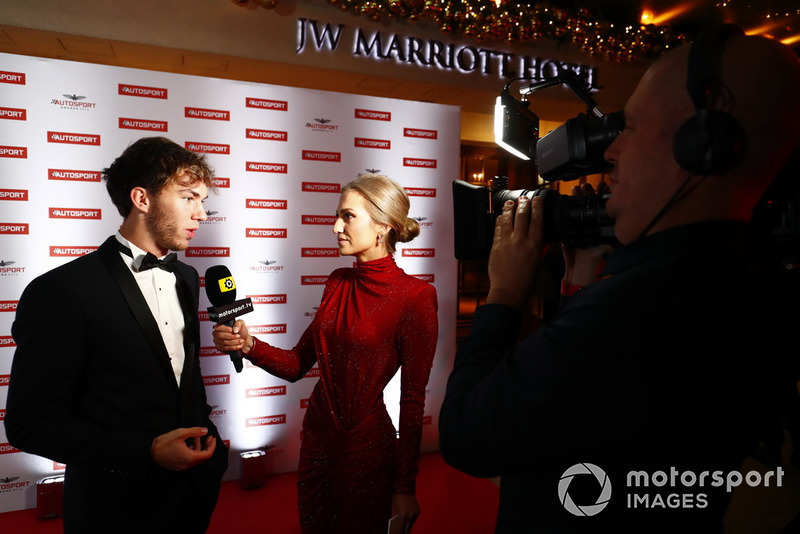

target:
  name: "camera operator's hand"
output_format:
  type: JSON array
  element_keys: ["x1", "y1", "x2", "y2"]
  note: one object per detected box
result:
[
  {"x1": 561, "y1": 183, "x2": 614, "y2": 290},
  {"x1": 486, "y1": 195, "x2": 545, "y2": 311}
]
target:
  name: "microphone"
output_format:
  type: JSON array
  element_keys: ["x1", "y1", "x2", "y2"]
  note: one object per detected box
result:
[{"x1": 204, "y1": 265, "x2": 254, "y2": 373}]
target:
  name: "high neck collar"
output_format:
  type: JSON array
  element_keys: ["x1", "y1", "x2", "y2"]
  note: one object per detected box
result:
[{"x1": 354, "y1": 254, "x2": 399, "y2": 276}]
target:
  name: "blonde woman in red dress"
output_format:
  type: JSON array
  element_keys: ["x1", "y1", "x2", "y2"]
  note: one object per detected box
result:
[{"x1": 213, "y1": 174, "x2": 439, "y2": 534}]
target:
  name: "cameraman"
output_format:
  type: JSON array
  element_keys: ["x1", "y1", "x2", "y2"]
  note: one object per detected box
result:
[{"x1": 439, "y1": 28, "x2": 800, "y2": 533}]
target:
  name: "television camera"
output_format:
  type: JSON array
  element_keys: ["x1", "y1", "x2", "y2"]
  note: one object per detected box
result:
[{"x1": 453, "y1": 69, "x2": 623, "y2": 260}]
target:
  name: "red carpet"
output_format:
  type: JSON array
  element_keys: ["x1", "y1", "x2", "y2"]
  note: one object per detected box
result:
[{"x1": 0, "y1": 452, "x2": 500, "y2": 533}]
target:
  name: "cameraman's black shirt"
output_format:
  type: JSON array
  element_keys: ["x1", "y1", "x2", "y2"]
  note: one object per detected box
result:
[{"x1": 440, "y1": 220, "x2": 765, "y2": 534}]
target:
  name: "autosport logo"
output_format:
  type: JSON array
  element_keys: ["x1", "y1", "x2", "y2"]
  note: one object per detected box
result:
[
  {"x1": 185, "y1": 107, "x2": 230, "y2": 121},
  {"x1": 401, "y1": 248, "x2": 435, "y2": 257},
  {"x1": 201, "y1": 209, "x2": 226, "y2": 225},
  {"x1": 301, "y1": 248, "x2": 339, "y2": 258},
  {"x1": 119, "y1": 117, "x2": 168, "y2": 131},
  {"x1": 249, "y1": 325, "x2": 287, "y2": 334},
  {"x1": 354, "y1": 137, "x2": 390, "y2": 149},
  {"x1": 49, "y1": 208, "x2": 102, "y2": 220},
  {"x1": 0, "y1": 475, "x2": 31, "y2": 493},
  {"x1": 185, "y1": 247, "x2": 230, "y2": 257},
  {"x1": 246, "y1": 129, "x2": 288, "y2": 141},
  {"x1": 559, "y1": 463, "x2": 612, "y2": 517},
  {"x1": 213, "y1": 177, "x2": 231, "y2": 189},
  {"x1": 355, "y1": 108, "x2": 391, "y2": 121},
  {"x1": 0, "y1": 71, "x2": 25, "y2": 84},
  {"x1": 247, "y1": 198, "x2": 287, "y2": 209},
  {"x1": 404, "y1": 127, "x2": 437, "y2": 139},
  {"x1": 302, "y1": 150, "x2": 341, "y2": 162},
  {"x1": 0, "y1": 107, "x2": 26, "y2": 120},
  {"x1": 246, "y1": 386, "x2": 286, "y2": 398},
  {"x1": 246, "y1": 415, "x2": 286, "y2": 427},
  {"x1": 186, "y1": 142, "x2": 229, "y2": 154},
  {"x1": 246, "y1": 228, "x2": 287, "y2": 238},
  {"x1": 0, "y1": 146, "x2": 27, "y2": 158},
  {"x1": 50, "y1": 95, "x2": 97, "y2": 111},
  {"x1": 246, "y1": 97, "x2": 288, "y2": 111},
  {"x1": 302, "y1": 182, "x2": 340, "y2": 193},
  {"x1": 301, "y1": 275, "x2": 328, "y2": 285},
  {"x1": 48, "y1": 169, "x2": 102, "y2": 182},
  {"x1": 405, "y1": 187, "x2": 437, "y2": 198},
  {"x1": 302, "y1": 215, "x2": 335, "y2": 225},
  {"x1": 119, "y1": 84, "x2": 168, "y2": 99},
  {"x1": 203, "y1": 375, "x2": 230, "y2": 386},
  {"x1": 0, "y1": 189, "x2": 28, "y2": 201},
  {"x1": 48, "y1": 131, "x2": 100, "y2": 145},
  {"x1": 0, "y1": 301, "x2": 19, "y2": 312},
  {"x1": 249, "y1": 260, "x2": 285, "y2": 274},
  {"x1": 246, "y1": 162, "x2": 288, "y2": 173},
  {"x1": 403, "y1": 157, "x2": 437, "y2": 168},
  {"x1": 249, "y1": 294, "x2": 287, "y2": 304},
  {"x1": 1, "y1": 224, "x2": 29, "y2": 235},
  {"x1": 305, "y1": 118, "x2": 339, "y2": 132}
]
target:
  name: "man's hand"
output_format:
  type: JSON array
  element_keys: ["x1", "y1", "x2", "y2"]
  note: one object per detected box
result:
[
  {"x1": 151, "y1": 427, "x2": 217, "y2": 471},
  {"x1": 486, "y1": 195, "x2": 545, "y2": 311}
]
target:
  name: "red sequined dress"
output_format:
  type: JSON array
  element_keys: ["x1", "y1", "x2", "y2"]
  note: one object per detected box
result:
[{"x1": 245, "y1": 254, "x2": 439, "y2": 533}]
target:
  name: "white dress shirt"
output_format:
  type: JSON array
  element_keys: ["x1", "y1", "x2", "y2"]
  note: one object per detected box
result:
[{"x1": 114, "y1": 232, "x2": 186, "y2": 386}]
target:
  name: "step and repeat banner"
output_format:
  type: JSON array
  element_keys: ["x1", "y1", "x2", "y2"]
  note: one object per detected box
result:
[{"x1": 0, "y1": 52, "x2": 459, "y2": 512}]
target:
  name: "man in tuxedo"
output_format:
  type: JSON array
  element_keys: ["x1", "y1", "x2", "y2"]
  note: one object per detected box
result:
[{"x1": 5, "y1": 136, "x2": 228, "y2": 533}]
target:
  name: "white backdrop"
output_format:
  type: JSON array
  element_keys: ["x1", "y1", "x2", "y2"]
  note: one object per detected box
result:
[{"x1": 0, "y1": 52, "x2": 459, "y2": 512}]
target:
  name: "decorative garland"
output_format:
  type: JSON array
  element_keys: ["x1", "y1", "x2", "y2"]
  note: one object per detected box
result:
[{"x1": 329, "y1": 0, "x2": 685, "y2": 62}]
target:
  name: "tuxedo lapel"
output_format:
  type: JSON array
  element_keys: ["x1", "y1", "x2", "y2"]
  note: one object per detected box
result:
[{"x1": 97, "y1": 236, "x2": 179, "y2": 391}]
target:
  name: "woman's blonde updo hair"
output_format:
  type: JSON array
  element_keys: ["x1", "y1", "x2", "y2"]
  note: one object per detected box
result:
[{"x1": 341, "y1": 173, "x2": 420, "y2": 255}]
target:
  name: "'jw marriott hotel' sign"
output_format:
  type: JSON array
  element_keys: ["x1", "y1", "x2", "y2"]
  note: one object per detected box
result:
[{"x1": 296, "y1": 18, "x2": 600, "y2": 90}]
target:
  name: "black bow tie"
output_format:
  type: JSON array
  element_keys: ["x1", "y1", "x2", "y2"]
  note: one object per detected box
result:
[{"x1": 139, "y1": 252, "x2": 178, "y2": 272}]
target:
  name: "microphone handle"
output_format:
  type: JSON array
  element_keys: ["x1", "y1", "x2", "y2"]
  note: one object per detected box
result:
[{"x1": 222, "y1": 318, "x2": 244, "y2": 373}]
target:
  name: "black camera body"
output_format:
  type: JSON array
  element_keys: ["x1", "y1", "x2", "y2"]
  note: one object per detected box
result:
[
  {"x1": 452, "y1": 178, "x2": 617, "y2": 260},
  {"x1": 537, "y1": 111, "x2": 624, "y2": 181},
  {"x1": 453, "y1": 70, "x2": 624, "y2": 260}
]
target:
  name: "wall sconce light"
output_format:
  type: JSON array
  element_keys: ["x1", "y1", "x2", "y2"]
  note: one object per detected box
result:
[{"x1": 36, "y1": 474, "x2": 65, "y2": 520}]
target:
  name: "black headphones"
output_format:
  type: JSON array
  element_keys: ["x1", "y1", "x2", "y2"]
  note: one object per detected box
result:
[{"x1": 673, "y1": 24, "x2": 747, "y2": 175}]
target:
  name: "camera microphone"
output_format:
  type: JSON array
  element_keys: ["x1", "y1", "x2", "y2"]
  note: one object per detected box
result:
[{"x1": 204, "y1": 265, "x2": 254, "y2": 373}]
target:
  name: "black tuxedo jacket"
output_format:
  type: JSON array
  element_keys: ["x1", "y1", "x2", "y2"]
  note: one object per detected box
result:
[{"x1": 6, "y1": 236, "x2": 228, "y2": 533}]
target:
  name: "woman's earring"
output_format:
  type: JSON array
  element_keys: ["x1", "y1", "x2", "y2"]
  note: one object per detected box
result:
[{"x1": 377, "y1": 234, "x2": 384, "y2": 245}]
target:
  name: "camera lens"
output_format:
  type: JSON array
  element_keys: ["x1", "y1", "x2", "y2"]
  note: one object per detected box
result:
[{"x1": 533, "y1": 189, "x2": 617, "y2": 246}]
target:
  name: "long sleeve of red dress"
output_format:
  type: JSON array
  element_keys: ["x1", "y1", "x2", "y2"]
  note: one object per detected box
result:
[{"x1": 244, "y1": 255, "x2": 439, "y2": 518}]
